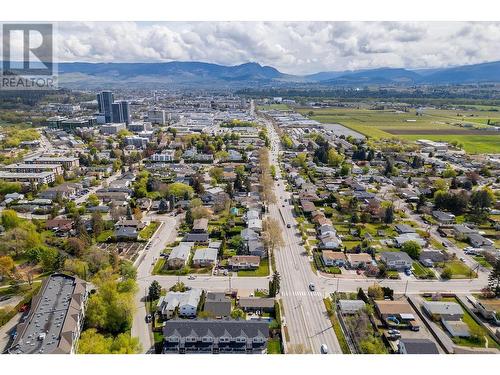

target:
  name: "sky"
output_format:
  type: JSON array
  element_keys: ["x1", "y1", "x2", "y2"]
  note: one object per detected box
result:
[{"x1": 49, "y1": 21, "x2": 500, "y2": 74}]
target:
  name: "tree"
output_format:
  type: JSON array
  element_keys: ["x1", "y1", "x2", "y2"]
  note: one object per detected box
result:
[
  {"x1": 340, "y1": 163, "x2": 351, "y2": 176},
  {"x1": 470, "y1": 188, "x2": 494, "y2": 213},
  {"x1": 167, "y1": 182, "x2": 194, "y2": 199},
  {"x1": 209, "y1": 167, "x2": 224, "y2": 184},
  {"x1": 401, "y1": 240, "x2": 422, "y2": 259},
  {"x1": 77, "y1": 329, "x2": 142, "y2": 354},
  {"x1": 383, "y1": 205, "x2": 394, "y2": 224},
  {"x1": 230, "y1": 308, "x2": 245, "y2": 319},
  {"x1": 262, "y1": 218, "x2": 284, "y2": 253},
  {"x1": 327, "y1": 148, "x2": 344, "y2": 167},
  {"x1": 433, "y1": 178, "x2": 448, "y2": 192},
  {"x1": 91, "y1": 212, "x2": 104, "y2": 238},
  {"x1": 488, "y1": 259, "x2": 500, "y2": 297},
  {"x1": 148, "y1": 280, "x2": 162, "y2": 301},
  {"x1": 86, "y1": 274, "x2": 137, "y2": 335},
  {"x1": 66, "y1": 237, "x2": 87, "y2": 257},
  {"x1": 0, "y1": 255, "x2": 15, "y2": 278},
  {"x1": 367, "y1": 284, "x2": 384, "y2": 300},
  {"x1": 269, "y1": 271, "x2": 281, "y2": 297},
  {"x1": 86, "y1": 194, "x2": 100, "y2": 207},
  {"x1": 1, "y1": 209, "x2": 20, "y2": 230}
]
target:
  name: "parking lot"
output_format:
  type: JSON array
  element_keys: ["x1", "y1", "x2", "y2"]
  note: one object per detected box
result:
[{"x1": 97, "y1": 242, "x2": 146, "y2": 262}]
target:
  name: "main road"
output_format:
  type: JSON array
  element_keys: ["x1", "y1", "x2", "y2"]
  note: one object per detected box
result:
[{"x1": 265, "y1": 120, "x2": 342, "y2": 354}]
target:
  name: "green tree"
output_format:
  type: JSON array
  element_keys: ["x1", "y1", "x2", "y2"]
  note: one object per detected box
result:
[
  {"x1": 340, "y1": 163, "x2": 351, "y2": 176},
  {"x1": 148, "y1": 280, "x2": 162, "y2": 301},
  {"x1": 230, "y1": 308, "x2": 245, "y2": 319},
  {"x1": 167, "y1": 182, "x2": 194, "y2": 199},
  {"x1": 1, "y1": 209, "x2": 20, "y2": 230},
  {"x1": 327, "y1": 148, "x2": 344, "y2": 167},
  {"x1": 367, "y1": 284, "x2": 384, "y2": 300},
  {"x1": 269, "y1": 271, "x2": 281, "y2": 297},
  {"x1": 401, "y1": 240, "x2": 422, "y2": 259},
  {"x1": 87, "y1": 194, "x2": 100, "y2": 207}
]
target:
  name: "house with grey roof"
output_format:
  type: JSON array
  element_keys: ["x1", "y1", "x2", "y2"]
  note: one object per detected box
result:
[
  {"x1": 167, "y1": 244, "x2": 191, "y2": 269},
  {"x1": 380, "y1": 251, "x2": 413, "y2": 271},
  {"x1": 204, "y1": 292, "x2": 232, "y2": 318},
  {"x1": 162, "y1": 319, "x2": 269, "y2": 354},
  {"x1": 239, "y1": 297, "x2": 275, "y2": 313},
  {"x1": 248, "y1": 239, "x2": 266, "y2": 258},
  {"x1": 422, "y1": 301, "x2": 464, "y2": 321},
  {"x1": 432, "y1": 210, "x2": 455, "y2": 225},
  {"x1": 192, "y1": 248, "x2": 218, "y2": 268},
  {"x1": 398, "y1": 338, "x2": 439, "y2": 354}
]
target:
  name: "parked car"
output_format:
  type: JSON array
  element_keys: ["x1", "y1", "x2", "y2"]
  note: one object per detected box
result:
[
  {"x1": 145, "y1": 314, "x2": 152, "y2": 323},
  {"x1": 404, "y1": 268, "x2": 412, "y2": 276},
  {"x1": 188, "y1": 275, "x2": 196, "y2": 280}
]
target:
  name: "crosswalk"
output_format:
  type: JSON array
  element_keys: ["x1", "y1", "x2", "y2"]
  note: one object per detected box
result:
[{"x1": 280, "y1": 290, "x2": 323, "y2": 297}]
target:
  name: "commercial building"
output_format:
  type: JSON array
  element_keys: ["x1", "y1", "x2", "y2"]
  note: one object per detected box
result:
[
  {"x1": 2, "y1": 163, "x2": 63, "y2": 175},
  {"x1": 100, "y1": 123, "x2": 126, "y2": 135},
  {"x1": 97, "y1": 91, "x2": 114, "y2": 123},
  {"x1": 24, "y1": 156, "x2": 80, "y2": 170},
  {"x1": 150, "y1": 150, "x2": 176, "y2": 162},
  {"x1": 0, "y1": 171, "x2": 56, "y2": 185},
  {"x1": 148, "y1": 109, "x2": 166, "y2": 125},
  {"x1": 8, "y1": 273, "x2": 88, "y2": 354}
]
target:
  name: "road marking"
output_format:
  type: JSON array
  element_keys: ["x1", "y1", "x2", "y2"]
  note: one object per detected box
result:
[{"x1": 281, "y1": 291, "x2": 323, "y2": 297}]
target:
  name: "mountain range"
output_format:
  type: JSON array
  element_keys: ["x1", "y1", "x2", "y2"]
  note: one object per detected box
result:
[{"x1": 56, "y1": 60, "x2": 500, "y2": 89}]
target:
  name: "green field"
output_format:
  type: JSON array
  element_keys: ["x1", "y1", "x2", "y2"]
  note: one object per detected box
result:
[
  {"x1": 238, "y1": 258, "x2": 270, "y2": 277},
  {"x1": 296, "y1": 107, "x2": 500, "y2": 154},
  {"x1": 397, "y1": 134, "x2": 500, "y2": 154}
]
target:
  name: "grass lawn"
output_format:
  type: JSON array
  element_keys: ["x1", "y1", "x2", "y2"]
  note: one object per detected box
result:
[
  {"x1": 450, "y1": 301, "x2": 500, "y2": 350},
  {"x1": 96, "y1": 229, "x2": 113, "y2": 242},
  {"x1": 238, "y1": 258, "x2": 270, "y2": 277},
  {"x1": 398, "y1": 134, "x2": 500, "y2": 154},
  {"x1": 139, "y1": 221, "x2": 160, "y2": 240},
  {"x1": 267, "y1": 338, "x2": 282, "y2": 354},
  {"x1": 412, "y1": 261, "x2": 435, "y2": 279},
  {"x1": 444, "y1": 260, "x2": 476, "y2": 279},
  {"x1": 473, "y1": 256, "x2": 492, "y2": 269}
]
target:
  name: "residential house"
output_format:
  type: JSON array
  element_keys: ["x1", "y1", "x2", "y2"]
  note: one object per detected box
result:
[
  {"x1": 380, "y1": 252, "x2": 413, "y2": 271},
  {"x1": 419, "y1": 250, "x2": 448, "y2": 267},
  {"x1": 204, "y1": 292, "x2": 232, "y2": 318},
  {"x1": 346, "y1": 253, "x2": 373, "y2": 269},
  {"x1": 322, "y1": 251, "x2": 347, "y2": 267},
  {"x1": 192, "y1": 248, "x2": 218, "y2": 268},
  {"x1": 374, "y1": 300, "x2": 419, "y2": 329},
  {"x1": 192, "y1": 218, "x2": 209, "y2": 233},
  {"x1": 398, "y1": 339, "x2": 439, "y2": 354},
  {"x1": 248, "y1": 239, "x2": 266, "y2": 258},
  {"x1": 157, "y1": 289, "x2": 202, "y2": 319},
  {"x1": 167, "y1": 244, "x2": 191, "y2": 269},
  {"x1": 432, "y1": 211, "x2": 455, "y2": 225},
  {"x1": 162, "y1": 319, "x2": 269, "y2": 354},
  {"x1": 318, "y1": 233, "x2": 342, "y2": 250},
  {"x1": 239, "y1": 298, "x2": 275, "y2": 314},
  {"x1": 228, "y1": 256, "x2": 260, "y2": 271},
  {"x1": 184, "y1": 233, "x2": 209, "y2": 244},
  {"x1": 422, "y1": 301, "x2": 464, "y2": 321}
]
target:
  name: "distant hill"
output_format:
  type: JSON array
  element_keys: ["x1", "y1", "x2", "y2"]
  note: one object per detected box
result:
[
  {"x1": 322, "y1": 68, "x2": 422, "y2": 85},
  {"x1": 55, "y1": 60, "x2": 500, "y2": 88}
]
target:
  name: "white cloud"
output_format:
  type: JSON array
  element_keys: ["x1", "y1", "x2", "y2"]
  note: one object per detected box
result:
[{"x1": 51, "y1": 21, "x2": 500, "y2": 74}]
